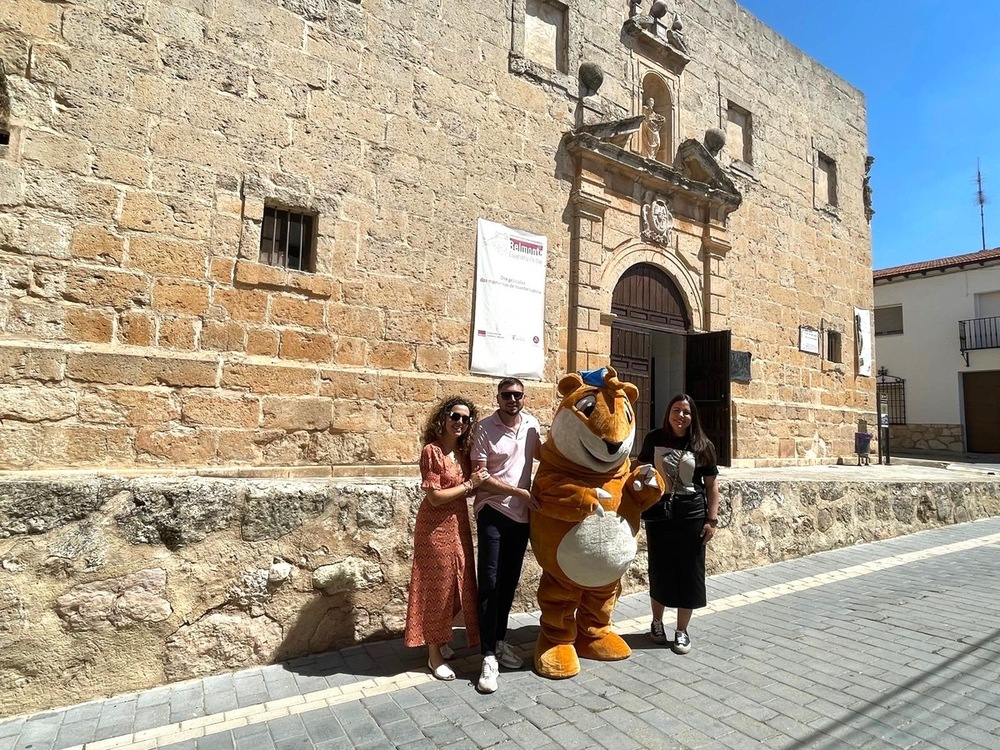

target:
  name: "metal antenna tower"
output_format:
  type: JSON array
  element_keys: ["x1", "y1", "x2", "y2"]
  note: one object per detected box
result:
[{"x1": 976, "y1": 159, "x2": 987, "y2": 252}]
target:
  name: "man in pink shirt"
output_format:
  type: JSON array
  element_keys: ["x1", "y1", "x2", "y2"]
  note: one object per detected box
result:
[{"x1": 471, "y1": 377, "x2": 542, "y2": 693}]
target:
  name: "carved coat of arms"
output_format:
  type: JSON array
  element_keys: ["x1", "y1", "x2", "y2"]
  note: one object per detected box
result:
[{"x1": 641, "y1": 193, "x2": 673, "y2": 245}]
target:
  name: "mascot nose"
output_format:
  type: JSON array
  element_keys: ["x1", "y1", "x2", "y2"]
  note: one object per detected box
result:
[{"x1": 604, "y1": 440, "x2": 622, "y2": 455}]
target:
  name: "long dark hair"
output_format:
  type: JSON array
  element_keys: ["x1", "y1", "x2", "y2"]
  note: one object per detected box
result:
[
  {"x1": 662, "y1": 393, "x2": 717, "y2": 466},
  {"x1": 422, "y1": 396, "x2": 479, "y2": 453}
]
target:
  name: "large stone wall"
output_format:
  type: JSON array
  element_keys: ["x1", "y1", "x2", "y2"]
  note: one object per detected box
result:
[
  {"x1": 0, "y1": 0, "x2": 874, "y2": 470},
  {"x1": 2, "y1": 473, "x2": 998, "y2": 717}
]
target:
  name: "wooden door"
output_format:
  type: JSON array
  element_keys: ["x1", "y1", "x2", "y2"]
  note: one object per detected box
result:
[
  {"x1": 686, "y1": 330, "x2": 732, "y2": 466},
  {"x1": 610, "y1": 263, "x2": 691, "y2": 454},
  {"x1": 611, "y1": 325, "x2": 652, "y2": 453},
  {"x1": 963, "y1": 371, "x2": 1000, "y2": 452}
]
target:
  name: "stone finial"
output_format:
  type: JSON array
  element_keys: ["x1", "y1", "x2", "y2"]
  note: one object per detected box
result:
[
  {"x1": 579, "y1": 61, "x2": 605, "y2": 95},
  {"x1": 650, "y1": 0, "x2": 668, "y2": 19},
  {"x1": 704, "y1": 127, "x2": 726, "y2": 157}
]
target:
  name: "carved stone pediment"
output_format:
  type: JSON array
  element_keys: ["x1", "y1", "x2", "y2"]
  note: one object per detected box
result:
[
  {"x1": 563, "y1": 120, "x2": 742, "y2": 223},
  {"x1": 622, "y1": 16, "x2": 690, "y2": 75},
  {"x1": 673, "y1": 138, "x2": 740, "y2": 197}
]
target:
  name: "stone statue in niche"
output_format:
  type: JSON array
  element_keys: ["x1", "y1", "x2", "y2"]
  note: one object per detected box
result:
[
  {"x1": 641, "y1": 191, "x2": 673, "y2": 245},
  {"x1": 640, "y1": 98, "x2": 665, "y2": 160},
  {"x1": 863, "y1": 155, "x2": 875, "y2": 223}
]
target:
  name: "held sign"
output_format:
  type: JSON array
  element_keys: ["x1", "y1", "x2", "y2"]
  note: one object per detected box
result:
[{"x1": 471, "y1": 218, "x2": 547, "y2": 380}]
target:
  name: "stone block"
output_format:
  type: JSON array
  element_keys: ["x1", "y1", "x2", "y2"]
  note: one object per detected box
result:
[
  {"x1": 65, "y1": 351, "x2": 218, "y2": 388},
  {"x1": 164, "y1": 611, "x2": 282, "y2": 682},
  {"x1": 233, "y1": 260, "x2": 287, "y2": 288},
  {"x1": 312, "y1": 557, "x2": 383, "y2": 595},
  {"x1": 21, "y1": 129, "x2": 92, "y2": 175},
  {"x1": 92, "y1": 147, "x2": 150, "y2": 187},
  {"x1": 212, "y1": 287, "x2": 268, "y2": 323},
  {"x1": 55, "y1": 569, "x2": 172, "y2": 631},
  {"x1": 200, "y1": 319, "x2": 246, "y2": 352},
  {"x1": 157, "y1": 315, "x2": 199, "y2": 350},
  {"x1": 318, "y1": 369, "x2": 380, "y2": 400},
  {"x1": 62, "y1": 267, "x2": 148, "y2": 310},
  {"x1": 270, "y1": 296, "x2": 325, "y2": 328},
  {"x1": 151, "y1": 278, "x2": 210, "y2": 315},
  {"x1": 209, "y1": 258, "x2": 235, "y2": 284},
  {"x1": 128, "y1": 236, "x2": 208, "y2": 277},
  {"x1": 182, "y1": 392, "x2": 259, "y2": 428},
  {"x1": 333, "y1": 337, "x2": 367, "y2": 367},
  {"x1": 117, "y1": 310, "x2": 155, "y2": 347},
  {"x1": 414, "y1": 344, "x2": 450, "y2": 373},
  {"x1": 134, "y1": 425, "x2": 217, "y2": 465},
  {"x1": 70, "y1": 225, "x2": 125, "y2": 265},
  {"x1": 279, "y1": 330, "x2": 333, "y2": 363},
  {"x1": 245, "y1": 328, "x2": 280, "y2": 357},
  {"x1": 77, "y1": 388, "x2": 180, "y2": 426},
  {"x1": 0, "y1": 476, "x2": 124, "y2": 537},
  {"x1": 261, "y1": 396, "x2": 333, "y2": 431},
  {"x1": 120, "y1": 191, "x2": 212, "y2": 240},
  {"x1": 222, "y1": 361, "x2": 317, "y2": 396},
  {"x1": 0, "y1": 344, "x2": 64, "y2": 383},
  {"x1": 0, "y1": 385, "x2": 77, "y2": 422},
  {"x1": 65, "y1": 307, "x2": 114, "y2": 343},
  {"x1": 368, "y1": 342, "x2": 415, "y2": 370},
  {"x1": 0, "y1": 161, "x2": 25, "y2": 206}
]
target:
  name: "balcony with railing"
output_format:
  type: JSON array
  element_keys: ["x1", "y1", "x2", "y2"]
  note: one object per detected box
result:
[{"x1": 959, "y1": 315, "x2": 1000, "y2": 365}]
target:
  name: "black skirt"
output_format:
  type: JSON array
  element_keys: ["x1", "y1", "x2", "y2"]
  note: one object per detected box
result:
[{"x1": 646, "y1": 515, "x2": 707, "y2": 609}]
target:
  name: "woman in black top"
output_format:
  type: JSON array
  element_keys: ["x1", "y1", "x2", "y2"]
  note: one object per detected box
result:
[{"x1": 638, "y1": 393, "x2": 720, "y2": 654}]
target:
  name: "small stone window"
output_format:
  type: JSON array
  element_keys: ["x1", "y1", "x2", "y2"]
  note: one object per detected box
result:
[
  {"x1": 524, "y1": 0, "x2": 568, "y2": 73},
  {"x1": 874, "y1": 305, "x2": 904, "y2": 336},
  {"x1": 259, "y1": 205, "x2": 316, "y2": 273},
  {"x1": 726, "y1": 101, "x2": 752, "y2": 166},
  {"x1": 825, "y1": 329, "x2": 842, "y2": 364},
  {"x1": 816, "y1": 151, "x2": 838, "y2": 207}
]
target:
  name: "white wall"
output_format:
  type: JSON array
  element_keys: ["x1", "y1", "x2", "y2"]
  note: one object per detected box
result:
[{"x1": 874, "y1": 264, "x2": 1000, "y2": 424}]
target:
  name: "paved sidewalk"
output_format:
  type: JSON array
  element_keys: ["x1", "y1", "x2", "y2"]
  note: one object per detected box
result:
[{"x1": 3, "y1": 516, "x2": 1000, "y2": 750}]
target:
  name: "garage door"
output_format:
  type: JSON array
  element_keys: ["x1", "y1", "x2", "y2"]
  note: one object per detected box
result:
[{"x1": 963, "y1": 370, "x2": 1000, "y2": 452}]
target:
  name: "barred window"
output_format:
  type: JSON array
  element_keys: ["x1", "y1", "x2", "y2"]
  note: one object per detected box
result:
[{"x1": 260, "y1": 205, "x2": 315, "y2": 272}]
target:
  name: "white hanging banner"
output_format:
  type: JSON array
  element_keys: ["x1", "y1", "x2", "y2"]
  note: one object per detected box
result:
[
  {"x1": 471, "y1": 218, "x2": 547, "y2": 380},
  {"x1": 854, "y1": 307, "x2": 872, "y2": 376}
]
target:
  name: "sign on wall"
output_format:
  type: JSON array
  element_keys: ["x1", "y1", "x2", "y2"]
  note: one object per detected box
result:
[
  {"x1": 471, "y1": 219, "x2": 547, "y2": 380},
  {"x1": 798, "y1": 326, "x2": 820, "y2": 355},
  {"x1": 855, "y1": 307, "x2": 873, "y2": 376}
]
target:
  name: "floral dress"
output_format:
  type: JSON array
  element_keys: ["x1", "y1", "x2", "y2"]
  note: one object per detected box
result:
[{"x1": 404, "y1": 441, "x2": 480, "y2": 648}]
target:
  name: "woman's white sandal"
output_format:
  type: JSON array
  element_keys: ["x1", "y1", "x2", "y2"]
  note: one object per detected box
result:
[{"x1": 427, "y1": 659, "x2": 456, "y2": 681}]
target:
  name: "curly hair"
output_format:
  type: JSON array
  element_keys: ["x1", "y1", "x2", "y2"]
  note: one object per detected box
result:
[{"x1": 421, "y1": 396, "x2": 480, "y2": 453}]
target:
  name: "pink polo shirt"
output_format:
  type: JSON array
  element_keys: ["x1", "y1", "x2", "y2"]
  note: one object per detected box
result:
[{"x1": 472, "y1": 410, "x2": 541, "y2": 523}]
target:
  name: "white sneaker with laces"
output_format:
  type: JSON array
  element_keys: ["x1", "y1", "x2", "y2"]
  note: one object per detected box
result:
[
  {"x1": 477, "y1": 655, "x2": 499, "y2": 693},
  {"x1": 496, "y1": 640, "x2": 523, "y2": 669},
  {"x1": 672, "y1": 629, "x2": 692, "y2": 654}
]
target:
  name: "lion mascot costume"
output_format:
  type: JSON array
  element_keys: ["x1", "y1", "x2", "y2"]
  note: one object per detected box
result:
[{"x1": 530, "y1": 366, "x2": 664, "y2": 679}]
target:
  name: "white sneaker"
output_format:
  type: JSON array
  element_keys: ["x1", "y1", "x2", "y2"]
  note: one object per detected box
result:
[
  {"x1": 496, "y1": 640, "x2": 523, "y2": 669},
  {"x1": 477, "y1": 655, "x2": 499, "y2": 693}
]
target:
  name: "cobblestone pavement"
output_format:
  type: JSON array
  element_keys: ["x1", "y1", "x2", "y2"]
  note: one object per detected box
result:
[{"x1": 3, "y1": 514, "x2": 999, "y2": 750}]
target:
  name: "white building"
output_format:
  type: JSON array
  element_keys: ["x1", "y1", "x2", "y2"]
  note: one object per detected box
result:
[{"x1": 873, "y1": 247, "x2": 1000, "y2": 453}]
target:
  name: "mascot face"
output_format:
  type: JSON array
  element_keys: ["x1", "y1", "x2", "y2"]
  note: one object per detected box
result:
[{"x1": 549, "y1": 366, "x2": 638, "y2": 473}]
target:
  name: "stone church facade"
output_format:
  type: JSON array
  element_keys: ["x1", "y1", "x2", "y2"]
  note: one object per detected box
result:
[
  {"x1": 1, "y1": 0, "x2": 874, "y2": 474},
  {"x1": 0, "y1": 0, "x2": 880, "y2": 714}
]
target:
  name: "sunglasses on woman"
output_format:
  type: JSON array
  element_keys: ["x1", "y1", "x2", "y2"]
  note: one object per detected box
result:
[{"x1": 448, "y1": 412, "x2": 472, "y2": 424}]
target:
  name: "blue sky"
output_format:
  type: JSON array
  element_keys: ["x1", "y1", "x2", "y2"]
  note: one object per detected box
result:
[{"x1": 736, "y1": 0, "x2": 1000, "y2": 270}]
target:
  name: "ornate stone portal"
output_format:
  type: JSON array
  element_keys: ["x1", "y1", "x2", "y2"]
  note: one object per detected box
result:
[{"x1": 561, "y1": 117, "x2": 742, "y2": 371}]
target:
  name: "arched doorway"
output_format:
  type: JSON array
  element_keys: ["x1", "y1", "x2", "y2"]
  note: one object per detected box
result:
[
  {"x1": 610, "y1": 264, "x2": 690, "y2": 453},
  {"x1": 610, "y1": 263, "x2": 732, "y2": 464}
]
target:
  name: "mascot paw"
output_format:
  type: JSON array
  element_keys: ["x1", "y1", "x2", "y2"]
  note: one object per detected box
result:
[
  {"x1": 534, "y1": 633, "x2": 580, "y2": 679},
  {"x1": 576, "y1": 631, "x2": 631, "y2": 662}
]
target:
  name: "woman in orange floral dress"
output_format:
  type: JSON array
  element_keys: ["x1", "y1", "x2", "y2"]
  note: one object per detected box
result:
[{"x1": 405, "y1": 396, "x2": 489, "y2": 680}]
